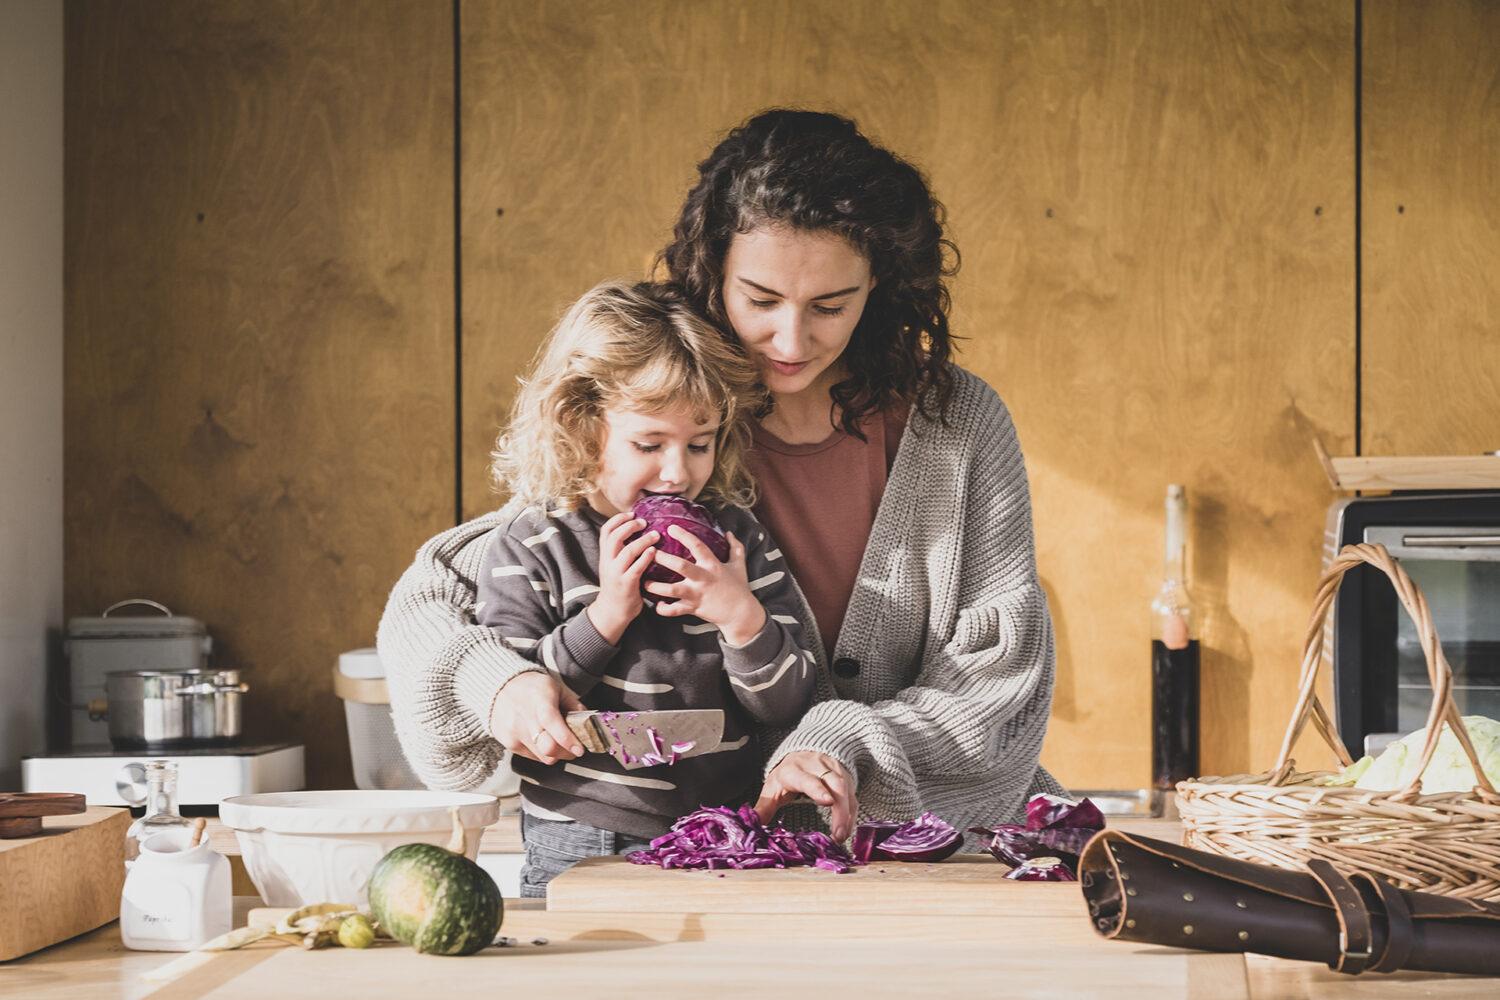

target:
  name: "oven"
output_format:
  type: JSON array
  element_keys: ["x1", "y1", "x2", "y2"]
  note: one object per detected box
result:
[{"x1": 1325, "y1": 492, "x2": 1500, "y2": 759}]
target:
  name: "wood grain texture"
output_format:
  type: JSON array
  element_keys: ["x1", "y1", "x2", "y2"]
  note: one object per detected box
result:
[
  {"x1": 954, "y1": 1, "x2": 1357, "y2": 787},
  {"x1": 461, "y1": 1, "x2": 1355, "y2": 788},
  {"x1": 0, "y1": 806, "x2": 129, "y2": 961},
  {"x1": 1362, "y1": 0, "x2": 1500, "y2": 457},
  {"x1": 96, "y1": 915, "x2": 1254, "y2": 1000},
  {"x1": 548, "y1": 854, "x2": 1076, "y2": 915},
  {"x1": 64, "y1": 0, "x2": 453, "y2": 789},
  {"x1": 1329, "y1": 455, "x2": 1500, "y2": 491}
]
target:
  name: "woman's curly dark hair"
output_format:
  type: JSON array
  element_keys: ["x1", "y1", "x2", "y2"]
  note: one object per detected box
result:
[{"x1": 657, "y1": 109, "x2": 958, "y2": 437}]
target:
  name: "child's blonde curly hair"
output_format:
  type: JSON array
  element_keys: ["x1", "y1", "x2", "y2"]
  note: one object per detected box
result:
[{"x1": 491, "y1": 280, "x2": 765, "y2": 511}]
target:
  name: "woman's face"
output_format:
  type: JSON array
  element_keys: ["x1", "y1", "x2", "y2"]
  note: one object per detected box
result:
[
  {"x1": 588, "y1": 404, "x2": 719, "y2": 517},
  {"x1": 721, "y1": 225, "x2": 875, "y2": 399}
]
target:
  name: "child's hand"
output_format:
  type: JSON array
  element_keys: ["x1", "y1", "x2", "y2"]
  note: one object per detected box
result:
[
  {"x1": 587, "y1": 514, "x2": 658, "y2": 645},
  {"x1": 646, "y1": 527, "x2": 766, "y2": 645}
]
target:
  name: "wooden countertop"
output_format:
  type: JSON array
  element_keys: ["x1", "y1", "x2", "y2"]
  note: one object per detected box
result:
[{"x1": 5, "y1": 818, "x2": 1489, "y2": 998}]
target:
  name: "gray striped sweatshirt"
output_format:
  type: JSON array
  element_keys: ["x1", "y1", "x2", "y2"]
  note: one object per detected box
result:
[
  {"x1": 475, "y1": 503, "x2": 813, "y2": 838},
  {"x1": 377, "y1": 366, "x2": 1064, "y2": 838}
]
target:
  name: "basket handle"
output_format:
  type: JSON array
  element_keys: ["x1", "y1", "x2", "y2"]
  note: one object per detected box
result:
[{"x1": 1270, "y1": 542, "x2": 1497, "y2": 800}]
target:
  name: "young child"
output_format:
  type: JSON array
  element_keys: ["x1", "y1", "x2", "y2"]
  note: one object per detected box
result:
[{"x1": 478, "y1": 280, "x2": 814, "y2": 896}]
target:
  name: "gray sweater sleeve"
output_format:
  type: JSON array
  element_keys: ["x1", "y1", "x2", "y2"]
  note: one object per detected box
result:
[
  {"x1": 375, "y1": 498, "x2": 541, "y2": 791},
  {"x1": 475, "y1": 518, "x2": 619, "y2": 698},
  {"x1": 762, "y1": 375, "x2": 1058, "y2": 826},
  {"x1": 716, "y1": 513, "x2": 816, "y2": 728}
]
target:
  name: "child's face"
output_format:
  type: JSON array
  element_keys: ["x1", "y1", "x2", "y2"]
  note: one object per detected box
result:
[{"x1": 589, "y1": 404, "x2": 720, "y2": 516}]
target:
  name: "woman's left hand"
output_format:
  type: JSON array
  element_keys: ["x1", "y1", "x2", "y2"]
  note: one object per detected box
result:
[
  {"x1": 754, "y1": 751, "x2": 857, "y2": 843},
  {"x1": 645, "y1": 526, "x2": 766, "y2": 644}
]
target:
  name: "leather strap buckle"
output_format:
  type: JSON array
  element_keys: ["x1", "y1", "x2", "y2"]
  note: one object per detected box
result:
[
  {"x1": 1338, "y1": 930, "x2": 1372, "y2": 963},
  {"x1": 1355, "y1": 871, "x2": 1415, "y2": 974},
  {"x1": 1307, "y1": 859, "x2": 1374, "y2": 975}
]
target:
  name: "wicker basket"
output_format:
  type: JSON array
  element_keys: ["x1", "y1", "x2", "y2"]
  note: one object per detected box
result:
[{"x1": 1176, "y1": 542, "x2": 1500, "y2": 900}]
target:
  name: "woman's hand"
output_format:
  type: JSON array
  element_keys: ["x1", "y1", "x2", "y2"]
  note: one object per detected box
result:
[
  {"x1": 754, "y1": 751, "x2": 857, "y2": 842},
  {"x1": 488, "y1": 671, "x2": 588, "y2": 765},
  {"x1": 646, "y1": 526, "x2": 766, "y2": 645},
  {"x1": 587, "y1": 513, "x2": 659, "y2": 645}
]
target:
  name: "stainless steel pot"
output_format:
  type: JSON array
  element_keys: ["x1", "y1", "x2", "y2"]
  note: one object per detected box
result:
[{"x1": 101, "y1": 668, "x2": 249, "y2": 747}]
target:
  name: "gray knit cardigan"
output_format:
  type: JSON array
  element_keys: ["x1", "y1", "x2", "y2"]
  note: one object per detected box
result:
[{"x1": 377, "y1": 366, "x2": 1065, "y2": 831}]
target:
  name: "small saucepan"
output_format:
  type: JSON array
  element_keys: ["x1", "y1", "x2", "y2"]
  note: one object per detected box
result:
[{"x1": 98, "y1": 668, "x2": 249, "y2": 748}]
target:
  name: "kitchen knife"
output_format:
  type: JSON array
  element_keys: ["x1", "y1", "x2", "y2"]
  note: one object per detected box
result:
[{"x1": 565, "y1": 709, "x2": 725, "y2": 770}]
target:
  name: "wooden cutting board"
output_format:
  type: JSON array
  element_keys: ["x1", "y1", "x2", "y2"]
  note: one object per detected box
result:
[
  {"x1": 130, "y1": 908, "x2": 1249, "y2": 1000},
  {"x1": 0, "y1": 804, "x2": 130, "y2": 961},
  {"x1": 546, "y1": 854, "x2": 1084, "y2": 916}
]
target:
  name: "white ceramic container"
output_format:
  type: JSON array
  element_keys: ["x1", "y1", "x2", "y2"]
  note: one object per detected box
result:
[
  {"x1": 120, "y1": 828, "x2": 232, "y2": 951},
  {"x1": 218, "y1": 790, "x2": 499, "y2": 907}
]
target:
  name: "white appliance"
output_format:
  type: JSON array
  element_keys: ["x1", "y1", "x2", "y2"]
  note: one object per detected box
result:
[{"x1": 22, "y1": 742, "x2": 305, "y2": 807}]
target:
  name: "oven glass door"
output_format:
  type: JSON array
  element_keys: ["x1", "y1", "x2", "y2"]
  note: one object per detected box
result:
[{"x1": 1366, "y1": 526, "x2": 1500, "y2": 736}]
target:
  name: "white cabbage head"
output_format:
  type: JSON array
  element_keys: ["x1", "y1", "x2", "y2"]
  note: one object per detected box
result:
[{"x1": 1334, "y1": 715, "x2": 1500, "y2": 794}]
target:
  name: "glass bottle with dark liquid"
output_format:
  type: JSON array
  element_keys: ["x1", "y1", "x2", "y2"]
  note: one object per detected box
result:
[{"x1": 1150, "y1": 484, "x2": 1200, "y2": 816}]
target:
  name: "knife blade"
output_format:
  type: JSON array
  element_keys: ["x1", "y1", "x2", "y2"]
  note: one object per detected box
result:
[{"x1": 565, "y1": 709, "x2": 725, "y2": 771}]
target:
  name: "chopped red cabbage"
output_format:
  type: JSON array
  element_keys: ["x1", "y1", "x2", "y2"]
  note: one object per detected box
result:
[
  {"x1": 861, "y1": 812, "x2": 962, "y2": 863},
  {"x1": 851, "y1": 821, "x2": 903, "y2": 864},
  {"x1": 595, "y1": 711, "x2": 693, "y2": 767},
  {"x1": 965, "y1": 823, "x2": 1048, "y2": 868},
  {"x1": 1025, "y1": 794, "x2": 1106, "y2": 833},
  {"x1": 628, "y1": 805, "x2": 858, "y2": 873},
  {"x1": 1003, "y1": 855, "x2": 1077, "y2": 882},
  {"x1": 970, "y1": 794, "x2": 1105, "y2": 877},
  {"x1": 630, "y1": 495, "x2": 730, "y2": 586}
]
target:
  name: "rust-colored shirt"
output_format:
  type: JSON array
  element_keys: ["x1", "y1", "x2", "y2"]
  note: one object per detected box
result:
[{"x1": 748, "y1": 407, "x2": 907, "y2": 659}]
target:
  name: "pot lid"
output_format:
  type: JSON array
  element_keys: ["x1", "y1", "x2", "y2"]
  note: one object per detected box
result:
[{"x1": 104, "y1": 667, "x2": 242, "y2": 679}]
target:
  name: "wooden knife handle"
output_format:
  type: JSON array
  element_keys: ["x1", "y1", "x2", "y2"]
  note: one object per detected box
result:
[
  {"x1": 564, "y1": 712, "x2": 608, "y2": 754},
  {"x1": 0, "y1": 792, "x2": 87, "y2": 839},
  {"x1": 0, "y1": 793, "x2": 87, "y2": 819}
]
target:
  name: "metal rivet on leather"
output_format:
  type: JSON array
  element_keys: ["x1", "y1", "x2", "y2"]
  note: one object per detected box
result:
[
  {"x1": 1171, "y1": 862, "x2": 1180, "y2": 869},
  {"x1": 1182, "y1": 892, "x2": 1194, "y2": 902},
  {"x1": 1127, "y1": 888, "x2": 1137, "y2": 897},
  {"x1": 1235, "y1": 900, "x2": 1247, "y2": 908},
  {"x1": 1106, "y1": 869, "x2": 1115, "y2": 880},
  {"x1": 1183, "y1": 925, "x2": 1194, "y2": 935},
  {"x1": 1125, "y1": 919, "x2": 1136, "y2": 929},
  {"x1": 1120, "y1": 872, "x2": 1130, "y2": 880},
  {"x1": 1238, "y1": 931, "x2": 1250, "y2": 941}
]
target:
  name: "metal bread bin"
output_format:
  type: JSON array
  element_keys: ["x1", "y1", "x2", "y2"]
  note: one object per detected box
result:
[{"x1": 66, "y1": 599, "x2": 213, "y2": 746}]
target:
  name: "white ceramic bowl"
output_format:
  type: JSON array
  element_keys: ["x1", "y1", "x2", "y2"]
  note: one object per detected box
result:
[{"x1": 219, "y1": 790, "x2": 500, "y2": 907}]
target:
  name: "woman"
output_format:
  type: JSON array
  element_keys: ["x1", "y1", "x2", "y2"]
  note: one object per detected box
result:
[{"x1": 378, "y1": 109, "x2": 1063, "y2": 848}]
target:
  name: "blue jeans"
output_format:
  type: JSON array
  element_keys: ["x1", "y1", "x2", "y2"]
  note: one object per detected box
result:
[{"x1": 519, "y1": 812, "x2": 655, "y2": 899}]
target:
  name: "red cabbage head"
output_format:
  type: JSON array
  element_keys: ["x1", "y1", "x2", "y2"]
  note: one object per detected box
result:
[{"x1": 630, "y1": 495, "x2": 730, "y2": 585}]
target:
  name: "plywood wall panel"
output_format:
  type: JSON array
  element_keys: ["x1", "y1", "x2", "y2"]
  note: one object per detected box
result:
[
  {"x1": 461, "y1": 0, "x2": 1356, "y2": 789},
  {"x1": 65, "y1": 0, "x2": 453, "y2": 788},
  {"x1": 951, "y1": 3, "x2": 1357, "y2": 787},
  {"x1": 1362, "y1": 0, "x2": 1500, "y2": 457}
]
